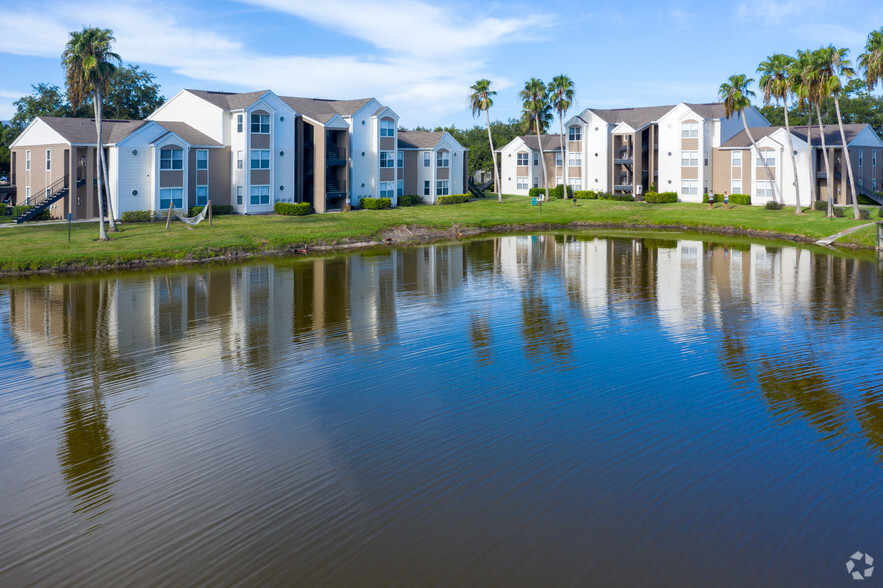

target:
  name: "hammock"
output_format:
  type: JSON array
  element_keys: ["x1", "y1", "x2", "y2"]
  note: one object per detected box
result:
[{"x1": 163, "y1": 201, "x2": 212, "y2": 229}]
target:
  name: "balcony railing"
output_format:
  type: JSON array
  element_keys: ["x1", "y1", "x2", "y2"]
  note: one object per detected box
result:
[
  {"x1": 326, "y1": 146, "x2": 347, "y2": 165},
  {"x1": 326, "y1": 178, "x2": 347, "y2": 195}
]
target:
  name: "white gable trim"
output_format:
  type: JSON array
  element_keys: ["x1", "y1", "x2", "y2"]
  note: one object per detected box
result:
[
  {"x1": 849, "y1": 125, "x2": 883, "y2": 147},
  {"x1": 9, "y1": 117, "x2": 69, "y2": 149}
]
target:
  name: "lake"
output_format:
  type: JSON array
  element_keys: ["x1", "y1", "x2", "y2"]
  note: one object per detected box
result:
[{"x1": 1, "y1": 233, "x2": 882, "y2": 586}]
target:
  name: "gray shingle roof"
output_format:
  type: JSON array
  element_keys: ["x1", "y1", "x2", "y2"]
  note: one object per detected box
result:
[
  {"x1": 398, "y1": 131, "x2": 446, "y2": 149},
  {"x1": 586, "y1": 105, "x2": 676, "y2": 129},
  {"x1": 186, "y1": 89, "x2": 271, "y2": 110},
  {"x1": 720, "y1": 124, "x2": 870, "y2": 149},
  {"x1": 684, "y1": 103, "x2": 728, "y2": 119},
  {"x1": 153, "y1": 121, "x2": 223, "y2": 147},
  {"x1": 519, "y1": 134, "x2": 564, "y2": 151},
  {"x1": 280, "y1": 96, "x2": 374, "y2": 124},
  {"x1": 38, "y1": 117, "x2": 146, "y2": 145}
]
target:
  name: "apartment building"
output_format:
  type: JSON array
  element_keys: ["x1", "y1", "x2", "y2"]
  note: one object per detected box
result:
[
  {"x1": 496, "y1": 135, "x2": 564, "y2": 196},
  {"x1": 397, "y1": 131, "x2": 468, "y2": 202}
]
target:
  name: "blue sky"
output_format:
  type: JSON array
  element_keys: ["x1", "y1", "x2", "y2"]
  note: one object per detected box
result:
[{"x1": 1, "y1": 0, "x2": 881, "y2": 128}]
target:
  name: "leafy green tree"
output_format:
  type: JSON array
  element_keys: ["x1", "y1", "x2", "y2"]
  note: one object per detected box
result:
[
  {"x1": 469, "y1": 79, "x2": 502, "y2": 202},
  {"x1": 548, "y1": 75, "x2": 575, "y2": 199},
  {"x1": 520, "y1": 78, "x2": 551, "y2": 200},
  {"x1": 858, "y1": 27, "x2": 883, "y2": 93},
  {"x1": 759, "y1": 54, "x2": 803, "y2": 213},
  {"x1": 10, "y1": 83, "x2": 71, "y2": 132}
]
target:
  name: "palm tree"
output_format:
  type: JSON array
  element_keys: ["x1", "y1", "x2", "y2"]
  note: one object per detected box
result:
[
  {"x1": 858, "y1": 27, "x2": 883, "y2": 93},
  {"x1": 719, "y1": 74, "x2": 779, "y2": 205},
  {"x1": 759, "y1": 54, "x2": 803, "y2": 214},
  {"x1": 796, "y1": 49, "x2": 838, "y2": 216},
  {"x1": 63, "y1": 27, "x2": 121, "y2": 239},
  {"x1": 548, "y1": 75, "x2": 575, "y2": 199},
  {"x1": 469, "y1": 80, "x2": 502, "y2": 203},
  {"x1": 790, "y1": 50, "x2": 820, "y2": 211},
  {"x1": 816, "y1": 45, "x2": 860, "y2": 219},
  {"x1": 520, "y1": 78, "x2": 551, "y2": 201}
]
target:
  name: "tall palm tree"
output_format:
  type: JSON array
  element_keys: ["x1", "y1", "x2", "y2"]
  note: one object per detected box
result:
[
  {"x1": 858, "y1": 27, "x2": 883, "y2": 93},
  {"x1": 520, "y1": 78, "x2": 551, "y2": 201},
  {"x1": 797, "y1": 49, "x2": 838, "y2": 216},
  {"x1": 469, "y1": 80, "x2": 502, "y2": 203},
  {"x1": 758, "y1": 54, "x2": 803, "y2": 214},
  {"x1": 790, "y1": 50, "x2": 820, "y2": 211},
  {"x1": 548, "y1": 75, "x2": 575, "y2": 199},
  {"x1": 63, "y1": 27, "x2": 120, "y2": 239},
  {"x1": 816, "y1": 45, "x2": 861, "y2": 219},
  {"x1": 719, "y1": 74, "x2": 779, "y2": 204}
]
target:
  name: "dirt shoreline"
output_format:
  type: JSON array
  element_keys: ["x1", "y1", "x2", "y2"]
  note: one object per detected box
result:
[{"x1": 0, "y1": 221, "x2": 867, "y2": 278}]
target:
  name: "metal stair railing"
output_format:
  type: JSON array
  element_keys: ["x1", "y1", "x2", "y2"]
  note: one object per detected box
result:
[{"x1": 14, "y1": 174, "x2": 71, "y2": 224}]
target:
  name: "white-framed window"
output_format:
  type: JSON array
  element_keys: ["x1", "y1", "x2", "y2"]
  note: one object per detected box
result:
[
  {"x1": 380, "y1": 119, "x2": 395, "y2": 137},
  {"x1": 756, "y1": 180, "x2": 774, "y2": 199},
  {"x1": 251, "y1": 114, "x2": 269, "y2": 134},
  {"x1": 517, "y1": 152, "x2": 529, "y2": 166},
  {"x1": 160, "y1": 148, "x2": 183, "y2": 170},
  {"x1": 873, "y1": 150, "x2": 877, "y2": 167},
  {"x1": 196, "y1": 149, "x2": 208, "y2": 170},
  {"x1": 380, "y1": 181, "x2": 395, "y2": 198},
  {"x1": 732, "y1": 151, "x2": 742, "y2": 167},
  {"x1": 533, "y1": 177, "x2": 539, "y2": 188},
  {"x1": 732, "y1": 179, "x2": 742, "y2": 194},
  {"x1": 858, "y1": 177, "x2": 864, "y2": 187},
  {"x1": 517, "y1": 177, "x2": 528, "y2": 190},
  {"x1": 568, "y1": 126, "x2": 581, "y2": 141},
  {"x1": 681, "y1": 179, "x2": 698, "y2": 195},
  {"x1": 423, "y1": 152, "x2": 430, "y2": 167},
  {"x1": 250, "y1": 184, "x2": 270, "y2": 205},
  {"x1": 25, "y1": 150, "x2": 30, "y2": 171},
  {"x1": 159, "y1": 187, "x2": 183, "y2": 209},
  {"x1": 236, "y1": 185, "x2": 243, "y2": 205},
  {"x1": 237, "y1": 150, "x2": 243, "y2": 169},
  {"x1": 236, "y1": 114, "x2": 243, "y2": 133},
  {"x1": 859, "y1": 149, "x2": 863, "y2": 168},
  {"x1": 25, "y1": 186, "x2": 31, "y2": 202},
  {"x1": 533, "y1": 153, "x2": 539, "y2": 166},
  {"x1": 423, "y1": 180, "x2": 430, "y2": 196},
  {"x1": 704, "y1": 151, "x2": 709, "y2": 166},
  {"x1": 555, "y1": 153, "x2": 563, "y2": 167},
  {"x1": 380, "y1": 151, "x2": 395, "y2": 168},
  {"x1": 436, "y1": 180, "x2": 449, "y2": 196},
  {"x1": 682, "y1": 121, "x2": 699, "y2": 138},
  {"x1": 437, "y1": 150, "x2": 449, "y2": 168},
  {"x1": 397, "y1": 179, "x2": 404, "y2": 197},
  {"x1": 196, "y1": 185, "x2": 208, "y2": 206},
  {"x1": 45, "y1": 149, "x2": 51, "y2": 171},
  {"x1": 397, "y1": 151, "x2": 403, "y2": 169},
  {"x1": 250, "y1": 149, "x2": 270, "y2": 169},
  {"x1": 568, "y1": 152, "x2": 582, "y2": 167},
  {"x1": 568, "y1": 177, "x2": 582, "y2": 191},
  {"x1": 756, "y1": 151, "x2": 775, "y2": 166},
  {"x1": 556, "y1": 176, "x2": 562, "y2": 185},
  {"x1": 681, "y1": 151, "x2": 699, "y2": 167}
]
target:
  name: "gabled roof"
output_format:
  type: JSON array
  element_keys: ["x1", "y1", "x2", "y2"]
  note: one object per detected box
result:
[
  {"x1": 683, "y1": 102, "x2": 729, "y2": 119},
  {"x1": 520, "y1": 134, "x2": 564, "y2": 151},
  {"x1": 586, "y1": 105, "x2": 676, "y2": 129},
  {"x1": 152, "y1": 121, "x2": 222, "y2": 147},
  {"x1": 398, "y1": 131, "x2": 447, "y2": 149},
  {"x1": 721, "y1": 124, "x2": 870, "y2": 149},
  {"x1": 185, "y1": 89, "x2": 272, "y2": 110},
  {"x1": 36, "y1": 117, "x2": 147, "y2": 145},
  {"x1": 280, "y1": 96, "x2": 374, "y2": 124}
]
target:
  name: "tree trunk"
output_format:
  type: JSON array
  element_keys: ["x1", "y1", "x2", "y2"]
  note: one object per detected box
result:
[
  {"x1": 807, "y1": 108, "x2": 818, "y2": 210},
  {"x1": 535, "y1": 114, "x2": 549, "y2": 201},
  {"x1": 486, "y1": 109, "x2": 501, "y2": 204},
  {"x1": 782, "y1": 96, "x2": 802, "y2": 214},
  {"x1": 834, "y1": 96, "x2": 861, "y2": 219},
  {"x1": 93, "y1": 89, "x2": 108, "y2": 241},
  {"x1": 99, "y1": 147, "x2": 118, "y2": 231},
  {"x1": 559, "y1": 117, "x2": 568, "y2": 199},
  {"x1": 816, "y1": 103, "x2": 835, "y2": 218},
  {"x1": 742, "y1": 113, "x2": 779, "y2": 203}
]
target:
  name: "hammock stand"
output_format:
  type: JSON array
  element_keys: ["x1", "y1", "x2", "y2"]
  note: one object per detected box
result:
[{"x1": 164, "y1": 200, "x2": 212, "y2": 230}]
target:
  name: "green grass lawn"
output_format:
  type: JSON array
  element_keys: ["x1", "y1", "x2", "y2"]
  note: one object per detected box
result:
[{"x1": 0, "y1": 195, "x2": 878, "y2": 273}]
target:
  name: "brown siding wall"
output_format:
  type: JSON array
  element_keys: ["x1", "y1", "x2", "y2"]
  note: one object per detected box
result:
[
  {"x1": 380, "y1": 168, "x2": 394, "y2": 182},
  {"x1": 712, "y1": 149, "x2": 731, "y2": 192},
  {"x1": 160, "y1": 170, "x2": 183, "y2": 188},
  {"x1": 210, "y1": 148, "x2": 231, "y2": 205},
  {"x1": 251, "y1": 170, "x2": 270, "y2": 185},
  {"x1": 681, "y1": 138, "x2": 698, "y2": 151},
  {"x1": 437, "y1": 167, "x2": 449, "y2": 180},
  {"x1": 681, "y1": 167, "x2": 698, "y2": 180},
  {"x1": 312, "y1": 123, "x2": 326, "y2": 213},
  {"x1": 379, "y1": 137, "x2": 395, "y2": 151},
  {"x1": 251, "y1": 134, "x2": 270, "y2": 149},
  {"x1": 568, "y1": 140, "x2": 581, "y2": 152},
  {"x1": 404, "y1": 151, "x2": 418, "y2": 195}
]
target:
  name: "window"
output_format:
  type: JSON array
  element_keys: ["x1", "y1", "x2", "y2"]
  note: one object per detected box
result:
[
  {"x1": 732, "y1": 179, "x2": 742, "y2": 194},
  {"x1": 237, "y1": 150, "x2": 243, "y2": 169},
  {"x1": 436, "y1": 180, "x2": 449, "y2": 196},
  {"x1": 196, "y1": 186, "x2": 208, "y2": 206},
  {"x1": 517, "y1": 177, "x2": 528, "y2": 190},
  {"x1": 681, "y1": 151, "x2": 699, "y2": 167},
  {"x1": 236, "y1": 186, "x2": 243, "y2": 205},
  {"x1": 874, "y1": 150, "x2": 877, "y2": 167},
  {"x1": 159, "y1": 187, "x2": 183, "y2": 209},
  {"x1": 533, "y1": 153, "x2": 539, "y2": 166},
  {"x1": 756, "y1": 151, "x2": 775, "y2": 166},
  {"x1": 682, "y1": 121, "x2": 699, "y2": 138},
  {"x1": 756, "y1": 180, "x2": 774, "y2": 199},
  {"x1": 556, "y1": 176, "x2": 562, "y2": 185},
  {"x1": 160, "y1": 148, "x2": 183, "y2": 170},
  {"x1": 859, "y1": 149, "x2": 863, "y2": 168},
  {"x1": 437, "y1": 150, "x2": 449, "y2": 167},
  {"x1": 555, "y1": 153, "x2": 563, "y2": 167},
  {"x1": 423, "y1": 152, "x2": 430, "y2": 167},
  {"x1": 704, "y1": 151, "x2": 709, "y2": 166},
  {"x1": 196, "y1": 150, "x2": 208, "y2": 170},
  {"x1": 251, "y1": 114, "x2": 270, "y2": 134},
  {"x1": 732, "y1": 151, "x2": 742, "y2": 167},
  {"x1": 397, "y1": 151, "x2": 403, "y2": 169},
  {"x1": 424, "y1": 180, "x2": 430, "y2": 196},
  {"x1": 517, "y1": 152, "x2": 529, "y2": 166},
  {"x1": 380, "y1": 119, "x2": 395, "y2": 137},
  {"x1": 568, "y1": 177, "x2": 582, "y2": 191},
  {"x1": 681, "y1": 179, "x2": 698, "y2": 196},
  {"x1": 568, "y1": 152, "x2": 582, "y2": 167},
  {"x1": 250, "y1": 149, "x2": 270, "y2": 169},
  {"x1": 568, "y1": 126, "x2": 581, "y2": 141},
  {"x1": 45, "y1": 149, "x2": 51, "y2": 171},
  {"x1": 250, "y1": 185, "x2": 270, "y2": 205},
  {"x1": 874, "y1": 178, "x2": 878, "y2": 191},
  {"x1": 25, "y1": 186, "x2": 31, "y2": 202},
  {"x1": 397, "y1": 179, "x2": 404, "y2": 197},
  {"x1": 533, "y1": 177, "x2": 539, "y2": 188},
  {"x1": 380, "y1": 151, "x2": 395, "y2": 168},
  {"x1": 25, "y1": 150, "x2": 31, "y2": 171},
  {"x1": 380, "y1": 181, "x2": 395, "y2": 198},
  {"x1": 237, "y1": 114, "x2": 243, "y2": 133},
  {"x1": 858, "y1": 177, "x2": 864, "y2": 187}
]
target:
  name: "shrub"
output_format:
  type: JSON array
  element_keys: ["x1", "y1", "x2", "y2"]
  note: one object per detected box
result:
[
  {"x1": 274, "y1": 202, "x2": 312, "y2": 216},
  {"x1": 859, "y1": 208, "x2": 871, "y2": 220},
  {"x1": 190, "y1": 204, "x2": 234, "y2": 217},
  {"x1": 573, "y1": 190, "x2": 598, "y2": 199},
  {"x1": 832, "y1": 206, "x2": 845, "y2": 218},
  {"x1": 436, "y1": 193, "x2": 470, "y2": 205},
  {"x1": 0, "y1": 203, "x2": 7, "y2": 216},
  {"x1": 13, "y1": 206, "x2": 50, "y2": 220},
  {"x1": 597, "y1": 192, "x2": 634, "y2": 202},
  {"x1": 643, "y1": 191, "x2": 678, "y2": 204},
  {"x1": 398, "y1": 195, "x2": 424, "y2": 207},
  {"x1": 528, "y1": 188, "x2": 545, "y2": 198},
  {"x1": 359, "y1": 197, "x2": 392, "y2": 210},
  {"x1": 121, "y1": 210, "x2": 156, "y2": 222},
  {"x1": 550, "y1": 184, "x2": 574, "y2": 199},
  {"x1": 877, "y1": 206, "x2": 883, "y2": 218},
  {"x1": 730, "y1": 193, "x2": 751, "y2": 206},
  {"x1": 765, "y1": 200, "x2": 783, "y2": 210}
]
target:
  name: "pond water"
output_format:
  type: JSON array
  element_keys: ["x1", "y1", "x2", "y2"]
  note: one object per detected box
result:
[{"x1": 1, "y1": 234, "x2": 882, "y2": 586}]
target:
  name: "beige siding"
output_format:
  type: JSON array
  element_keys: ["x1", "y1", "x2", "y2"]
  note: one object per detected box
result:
[
  {"x1": 160, "y1": 170, "x2": 183, "y2": 188},
  {"x1": 251, "y1": 170, "x2": 270, "y2": 185},
  {"x1": 681, "y1": 167, "x2": 698, "y2": 180},
  {"x1": 681, "y1": 138, "x2": 698, "y2": 151},
  {"x1": 379, "y1": 137, "x2": 395, "y2": 151},
  {"x1": 404, "y1": 151, "x2": 418, "y2": 195},
  {"x1": 437, "y1": 167, "x2": 449, "y2": 180},
  {"x1": 210, "y1": 148, "x2": 231, "y2": 205},
  {"x1": 379, "y1": 168, "x2": 395, "y2": 182}
]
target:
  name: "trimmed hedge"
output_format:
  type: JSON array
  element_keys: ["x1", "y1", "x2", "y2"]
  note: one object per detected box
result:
[
  {"x1": 597, "y1": 192, "x2": 634, "y2": 202},
  {"x1": 359, "y1": 197, "x2": 391, "y2": 210},
  {"x1": 550, "y1": 184, "x2": 574, "y2": 199},
  {"x1": 121, "y1": 210, "x2": 156, "y2": 222},
  {"x1": 274, "y1": 202, "x2": 312, "y2": 216},
  {"x1": 643, "y1": 191, "x2": 678, "y2": 204},
  {"x1": 13, "y1": 206, "x2": 51, "y2": 220},
  {"x1": 190, "y1": 204, "x2": 235, "y2": 217},
  {"x1": 731, "y1": 193, "x2": 751, "y2": 206},
  {"x1": 437, "y1": 193, "x2": 470, "y2": 205},
  {"x1": 397, "y1": 195, "x2": 423, "y2": 207},
  {"x1": 528, "y1": 188, "x2": 545, "y2": 198},
  {"x1": 573, "y1": 190, "x2": 598, "y2": 199}
]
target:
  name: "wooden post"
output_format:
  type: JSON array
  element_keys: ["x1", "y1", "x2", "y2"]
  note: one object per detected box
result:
[
  {"x1": 207, "y1": 200, "x2": 212, "y2": 226},
  {"x1": 165, "y1": 199, "x2": 173, "y2": 230}
]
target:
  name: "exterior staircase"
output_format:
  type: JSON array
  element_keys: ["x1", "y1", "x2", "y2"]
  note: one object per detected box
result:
[
  {"x1": 468, "y1": 177, "x2": 494, "y2": 199},
  {"x1": 14, "y1": 171, "x2": 85, "y2": 224}
]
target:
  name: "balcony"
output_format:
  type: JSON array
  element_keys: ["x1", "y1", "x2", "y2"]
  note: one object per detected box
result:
[
  {"x1": 614, "y1": 184, "x2": 633, "y2": 192},
  {"x1": 326, "y1": 146, "x2": 347, "y2": 166},
  {"x1": 614, "y1": 156, "x2": 633, "y2": 165},
  {"x1": 326, "y1": 178, "x2": 347, "y2": 196}
]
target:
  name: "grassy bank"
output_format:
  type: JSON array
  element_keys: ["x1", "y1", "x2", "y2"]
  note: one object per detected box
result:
[{"x1": 0, "y1": 195, "x2": 878, "y2": 274}]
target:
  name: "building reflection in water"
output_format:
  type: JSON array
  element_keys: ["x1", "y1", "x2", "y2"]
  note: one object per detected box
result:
[{"x1": 6, "y1": 234, "x2": 883, "y2": 520}]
